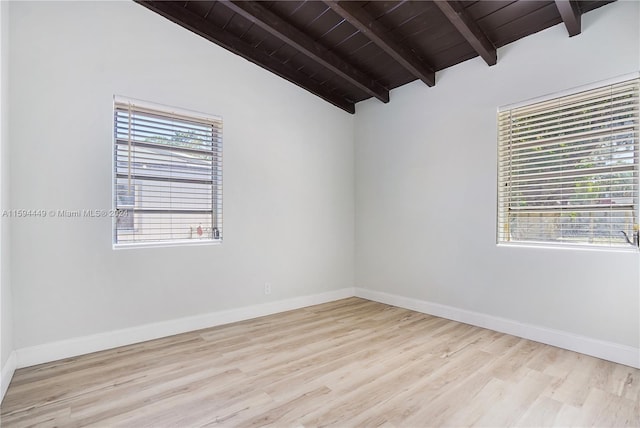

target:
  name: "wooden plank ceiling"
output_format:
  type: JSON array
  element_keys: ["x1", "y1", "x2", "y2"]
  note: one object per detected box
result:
[{"x1": 136, "y1": 0, "x2": 614, "y2": 114}]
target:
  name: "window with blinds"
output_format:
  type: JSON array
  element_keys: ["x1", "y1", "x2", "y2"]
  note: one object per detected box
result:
[
  {"x1": 113, "y1": 97, "x2": 222, "y2": 247},
  {"x1": 498, "y1": 77, "x2": 639, "y2": 248}
]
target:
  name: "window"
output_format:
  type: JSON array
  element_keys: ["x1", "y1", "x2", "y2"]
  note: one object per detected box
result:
[
  {"x1": 113, "y1": 97, "x2": 222, "y2": 247},
  {"x1": 498, "y1": 76, "x2": 640, "y2": 248}
]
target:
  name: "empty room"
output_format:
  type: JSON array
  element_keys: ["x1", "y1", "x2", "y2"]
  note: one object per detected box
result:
[{"x1": 1, "y1": 0, "x2": 639, "y2": 426}]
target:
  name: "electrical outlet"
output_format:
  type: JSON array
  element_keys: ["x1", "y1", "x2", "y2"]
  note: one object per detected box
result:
[{"x1": 264, "y1": 282, "x2": 272, "y2": 295}]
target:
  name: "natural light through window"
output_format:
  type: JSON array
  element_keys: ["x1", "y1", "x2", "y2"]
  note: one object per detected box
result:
[
  {"x1": 113, "y1": 97, "x2": 223, "y2": 248},
  {"x1": 497, "y1": 76, "x2": 640, "y2": 249}
]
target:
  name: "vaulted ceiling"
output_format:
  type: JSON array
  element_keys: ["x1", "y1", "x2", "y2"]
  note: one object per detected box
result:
[{"x1": 136, "y1": 1, "x2": 615, "y2": 114}]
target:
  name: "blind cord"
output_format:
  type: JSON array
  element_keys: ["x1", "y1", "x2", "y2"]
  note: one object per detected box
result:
[{"x1": 127, "y1": 102, "x2": 132, "y2": 196}]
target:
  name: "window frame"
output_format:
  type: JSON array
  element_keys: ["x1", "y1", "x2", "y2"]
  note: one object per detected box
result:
[
  {"x1": 112, "y1": 96, "x2": 223, "y2": 249},
  {"x1": 496, "y1": 73, "x2": 640, "y2": 251}
]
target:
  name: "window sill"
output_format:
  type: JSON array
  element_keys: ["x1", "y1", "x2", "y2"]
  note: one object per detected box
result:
[
  {"x1": 496, "y1": 241, "x2": 638, "y2": 253},
  {"x1": 113, "y1": 239, "x2": 222, "y2": 250}
]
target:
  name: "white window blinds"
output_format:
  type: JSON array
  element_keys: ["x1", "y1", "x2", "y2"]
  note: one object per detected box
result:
[
  {"x1": 498, "y1": 77, "x2": 640, "y2": 248},
  {"x1": 113, "y1": 97, "x2": 222, "y2": 246}
]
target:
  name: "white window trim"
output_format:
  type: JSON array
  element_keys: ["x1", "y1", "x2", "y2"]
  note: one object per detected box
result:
[
  {"x1": 112, "y1": 96, "x2": 223, "y2": 249},
  {"x1": 113, "y1": 95, "x2": 222, "y2": 124},
  {"x1": 496, "y1": 73, "x2": 640, "y2": 251}
]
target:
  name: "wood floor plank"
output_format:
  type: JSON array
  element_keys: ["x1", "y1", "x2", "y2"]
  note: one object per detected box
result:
[
  {"x1": 2, "y1": 297, "x2": 639, "y2": 427},
  {"x1": 514, "y1": 396, "x2": 564, "y2": 427}
]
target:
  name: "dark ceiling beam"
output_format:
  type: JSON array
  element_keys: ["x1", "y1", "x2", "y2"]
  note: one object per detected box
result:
[
  {"x1": 433, "y1": 1, "x2": 497, "y2": 66},
  {"x1": 222, "y1": 1, "x2": 389, "y2": 104},
  {"x1": 324, "y1": 1, "x2": 435, "y2": 87},
  {"x1": 555, "y1": 0, "x2": 581, "y2": 37},
  {"x1": 134, "y1": 1, "x2": 355, "y2": 114}
]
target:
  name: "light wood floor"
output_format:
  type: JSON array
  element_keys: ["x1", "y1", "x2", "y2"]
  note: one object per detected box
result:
[{"x1": 1, "y1": 297, "x2": 639, "y2": 427}]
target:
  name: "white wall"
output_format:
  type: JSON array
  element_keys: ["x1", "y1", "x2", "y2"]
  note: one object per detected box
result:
[
  {"x1": 1, "y1": 0, "x2": 14, "y2": 379},
  {"x1": 355, "y1": 1, "x2": 640, "y2": 349},
  {"x1": 9, "y1": 1, "x2": 354, "y2": 350}
]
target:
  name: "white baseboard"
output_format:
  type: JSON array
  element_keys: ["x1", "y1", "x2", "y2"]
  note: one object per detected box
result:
[
  {"x1": 16, "y1": 287, "x2": 355, "y2": 369},
  {"x1": 354, "y1": 287, "x2": 640, "y2": 369},
  {"x1": 12, "y1": 286, "x2": 640, "y2": 373},
  {"x1": 1, "y1": 351, "x2": 16, "y2": 403}
]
